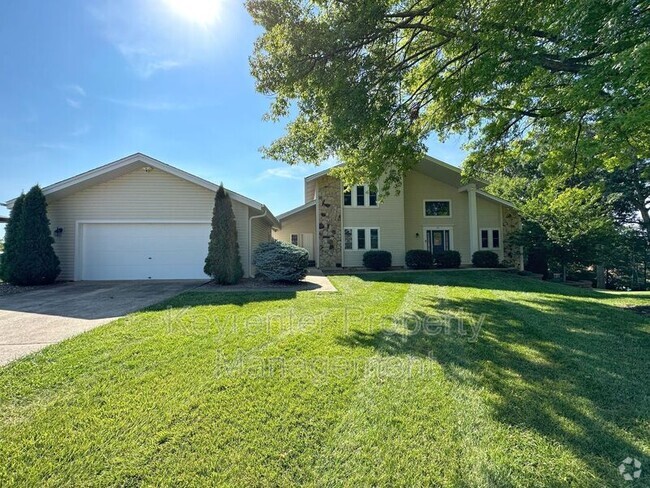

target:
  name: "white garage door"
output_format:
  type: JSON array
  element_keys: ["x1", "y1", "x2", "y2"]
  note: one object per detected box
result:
[{"x1": 80, "y1": 223, "x2": 211, "y2": 280}]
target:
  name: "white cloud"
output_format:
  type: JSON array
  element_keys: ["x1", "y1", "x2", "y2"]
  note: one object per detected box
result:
[
  {"x1": 38, "y1": 142, "x2": 69, "y2": 150},
  {"x1": 66, "y1": 98, "x2": 82, "y2": 109},
  {"x1": 104, "y1": 97, "x2": 195, "y2": 111},
  {"x1": 87, "y1": 0, "x2": 235, "y2": 78},
  {"x1": 63, "y1": 84, "x2": 86, "y2": 109},
  {"x1": 258, "y1": 167, "x2": 308, "y2": 180},
  {"x1": 70, "y1": 124, "x2": 91, "y2": 137},
  {"x1": 66, "y1": 85, "x2": 86, "y2": 97}
]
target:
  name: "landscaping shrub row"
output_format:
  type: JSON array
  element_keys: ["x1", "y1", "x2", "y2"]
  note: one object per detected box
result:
[{"x1": 405, "y1": 249, "x2": 461, "y2": 269}]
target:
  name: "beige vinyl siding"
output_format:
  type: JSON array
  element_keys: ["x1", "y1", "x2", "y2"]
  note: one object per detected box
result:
[
  {"x1": 342, "y1": 181, "x2": 405, "y2": 266},
  {"x1": 46, "y1": 167, "x2": 251, "y2": 279},
  {"x1": 250, "y1": 212, "x2": 273, "y2": 275},
  {"x1": 477, "y1": 195, "x2": 504, "y2": 261},
  {"x1": 403, "y1": 170, "x2": 472, "y2": 264},
  {"x1": 273, "y1": 206, "x2": 316, "y2": 244}
]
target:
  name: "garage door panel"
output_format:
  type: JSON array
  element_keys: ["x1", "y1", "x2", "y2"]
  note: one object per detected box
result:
[{"x1": 81, "y1": 223, "x2": 210, "y2": 280}]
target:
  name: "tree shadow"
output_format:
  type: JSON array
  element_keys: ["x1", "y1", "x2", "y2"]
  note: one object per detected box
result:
[
  {"x1": 354, "y1": 269, "x2": 650, "y2": 300},
  {"x1": 337, "y1": 288, "x2": 649, "y2": 483},
  {"x1": 147, "y1": 291, "x2": 298, "y2": 311}
]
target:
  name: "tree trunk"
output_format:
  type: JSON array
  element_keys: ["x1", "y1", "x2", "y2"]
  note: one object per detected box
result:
[{"x1": 596, "y1": 264, "x2": 605, "y2": 289}]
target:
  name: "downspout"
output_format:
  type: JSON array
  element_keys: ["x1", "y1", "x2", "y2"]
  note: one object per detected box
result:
[{"x1": 248, "y1": 206, "x2": 268, "y2": 278}]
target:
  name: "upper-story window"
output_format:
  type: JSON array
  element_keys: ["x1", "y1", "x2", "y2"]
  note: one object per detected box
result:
[
  {"x1": 424, "y1": 200, "x2": 451, "y2": 217},
  {"x1": 344, "y1": 185, "x2": 378, "y2": 207}
]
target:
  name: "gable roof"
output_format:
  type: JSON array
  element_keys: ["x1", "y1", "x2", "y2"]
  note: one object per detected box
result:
[
  {"x1": 301, "y1": 154, "x2": 514, "y2": 207},
  {"x1": 4, "y1": 153, "x2": 280, "y2": 227},
  {"x1": 277, "y1": 199, "x2": 316, "y2": 220}
]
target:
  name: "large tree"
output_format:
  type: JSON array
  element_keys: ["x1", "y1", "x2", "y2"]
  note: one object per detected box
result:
[{"x1": 247, "y1": 0, "x2": 649, "y2": 214}]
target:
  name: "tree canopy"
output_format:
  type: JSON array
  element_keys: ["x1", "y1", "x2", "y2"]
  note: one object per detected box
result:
[{"x1": 247, "y1": 0, "x2": 649, "y2": 215}]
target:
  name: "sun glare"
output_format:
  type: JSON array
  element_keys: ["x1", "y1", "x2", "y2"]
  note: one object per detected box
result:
[{"x1": 162, "y1": 0, "x2": 222, "y2": 26}]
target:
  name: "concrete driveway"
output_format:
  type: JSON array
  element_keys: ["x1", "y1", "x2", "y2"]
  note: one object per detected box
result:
[{"x1": 0, "y1": 281, "x2": 205, "y2": 366}]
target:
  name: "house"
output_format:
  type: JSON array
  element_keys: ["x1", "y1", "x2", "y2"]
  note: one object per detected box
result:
[
  {"x1": 274, "y1": 155, "x2": 523, "y2": 269},
  {"x1": 4, "y1": 153, "x2": 279, "y2": 280}
]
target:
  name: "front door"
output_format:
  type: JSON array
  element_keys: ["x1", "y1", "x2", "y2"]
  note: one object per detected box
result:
[
  {"x1": 425, "y1": 228, "x2": 451, "y2": 255},
  {"x1": 300, "y1": 233, "x2": 314, "y2": 260}
]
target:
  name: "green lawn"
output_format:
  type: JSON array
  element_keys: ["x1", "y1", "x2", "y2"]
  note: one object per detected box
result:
[{"x1": 0, "y1": 272, "x2": 648, "y2": 487}]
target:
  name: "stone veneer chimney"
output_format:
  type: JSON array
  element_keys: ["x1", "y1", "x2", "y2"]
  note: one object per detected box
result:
[{"x1": 317, "y1": 175, "x2": 342, "y2": 267}]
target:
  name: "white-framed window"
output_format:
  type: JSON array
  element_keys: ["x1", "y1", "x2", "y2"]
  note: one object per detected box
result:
[
  {"x1": 344, "y1": 227, "x2": 380, "y2": 250},
  {"x1": 343, "y1": 185, "x2": 378, "y2": 207},
  {"x1": 290, "y1": 234, "x2": 299, "y2": 246},
  {"x1": 423, "y1": 200, "x2": 451, "y2": 217},
  {"x1": 480, "y1": 228, "x2": 501, "y2": 249}
]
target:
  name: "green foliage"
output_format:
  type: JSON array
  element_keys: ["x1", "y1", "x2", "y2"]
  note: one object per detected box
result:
[
  {"x1": 405, "y1": 249, "x2": 433, "y2": 269},
  {"x1": 247, "y1": 0, "x2": 649, "y2": 197},
  {"x1": 434, "y1": 250, "x2": 461, "y2": 269},
  {"x1": 362, "y1": 250, "x2": 392, "y2": 270},
  {"x1": 472, "y1": 251, "x2": 500, "y2": 268},
  {"x1": 253, "y1": 240, "x2": 309, "y2": 282},
  {"x1": 2, "y1": 187, "x2": 60, "y2": 285},
  {"x1": 204, "y1": 185, "x2": 244, "y2": 285},
  {"x1": 0, "y1": 194, "x2": 25, "y2": 283}
]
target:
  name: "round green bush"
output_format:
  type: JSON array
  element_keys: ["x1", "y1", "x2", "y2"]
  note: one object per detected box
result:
[
  {"x1": 435, "y1": 250, "x2": 461, "y2": 268},
  {"x1": 253, "y1": 241, "x2": 309, "y2": 282},
  {"x1": 405, "y1": 250, "x2": 434, "y2": 269},
  {"x1": 363, "y1": 250, "x2": 392, "y2": 270},
  {"x1": 472, "y1": 250, "x2": 500, "y2": 268}
]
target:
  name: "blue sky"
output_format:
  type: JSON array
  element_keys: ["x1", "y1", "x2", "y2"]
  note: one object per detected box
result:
[{"x1": 0, "y1": 0, "x2": 466, "y2": 237}]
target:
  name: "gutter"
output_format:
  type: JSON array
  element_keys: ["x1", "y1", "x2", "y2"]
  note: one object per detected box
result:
[{"x1": 248, "y1": 206, "x2": 269, "y2": 278}]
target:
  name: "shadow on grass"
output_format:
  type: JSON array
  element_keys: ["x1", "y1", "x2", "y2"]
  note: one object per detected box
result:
[
  {"x1": 146, "y1": 291, "x2": 297, "y2": 311},
  {"x1": 338, "y1": 286, "x2": 649, "y2": 482},
  {"x1": 355, "y1": 269, "x2": 650, "y2": 300}
]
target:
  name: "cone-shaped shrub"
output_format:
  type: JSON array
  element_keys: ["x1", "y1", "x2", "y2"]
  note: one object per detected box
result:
[
  {"x1": 0, "y1": 193, "x2": 25, "y2": 283},
  {"x1": 10, "y1": 186, "x2": 61, "y2": 285},
  {"x1": 204, "y1": 185, "x2": 244, "y2": 284}
]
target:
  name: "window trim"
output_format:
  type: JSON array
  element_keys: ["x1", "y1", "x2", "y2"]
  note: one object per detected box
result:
[
  {"x1": 290, "y1": 233, "x2": 299, "y2": 246},
  {"x1": 343, "y1": 227, "x2": 380, "y2": 250},
  {"x1": 480, "y1": 228, "x2": 501, "y2": 249},
  {"x1": 423, "y1": 199, "x2": 452, "y2": 218},
  {"x1": 343, "y1": 185, "x2": 379, "y2": 208}
]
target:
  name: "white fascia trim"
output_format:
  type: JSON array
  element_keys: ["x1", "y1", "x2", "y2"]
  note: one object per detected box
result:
[
  {"x1": 475, "y1": 190, "x2": 517, "y2": 208},
  {"x1": 277, "y1": 200, "x2": 316, "y2": 220},
  {"x1": 4, "y1": 153, "x2": 273, "y2": 217},
  {"x1": 304, "y1": 163, "x2": 343, "y2": 183}
]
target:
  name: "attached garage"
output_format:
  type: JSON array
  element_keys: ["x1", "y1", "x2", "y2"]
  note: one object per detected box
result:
[
  {"x1": 5, "y1": 153, "x2": 280, "y2": 281},
  {"x1": 79, "y1": 222, "x2": 211, "y2": 280}
]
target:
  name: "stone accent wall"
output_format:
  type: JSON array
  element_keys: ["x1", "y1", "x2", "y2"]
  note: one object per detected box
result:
[
  {"x1": 317, "y1": 175, "x2": 342, "y2": 268},
  {"x1": 502, "y1": 207, "x2": 522, "y2": 268}
]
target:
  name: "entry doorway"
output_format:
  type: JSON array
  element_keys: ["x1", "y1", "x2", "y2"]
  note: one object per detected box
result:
[{"x1": 424, "y1": 227, "x2": 453, "y2": 255}]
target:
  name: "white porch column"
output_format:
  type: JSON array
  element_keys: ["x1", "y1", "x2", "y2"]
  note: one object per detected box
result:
[{"x1": 467, "y1": 183, "x2": 479, "y2": 257}]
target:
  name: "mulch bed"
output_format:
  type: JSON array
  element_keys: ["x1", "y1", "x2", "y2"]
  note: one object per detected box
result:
[
  {"x1": 196, "y1": 278, "x2": 319, "y2": 292},
  {"x1": 0, "y1": 283, "x2": 40, "y2": 297}
]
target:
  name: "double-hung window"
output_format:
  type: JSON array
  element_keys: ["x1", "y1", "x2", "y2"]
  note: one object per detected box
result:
[
  {"x1": 343, "y1": 185, "x2": 378, "y2": 207},
  {"x1": 344, "y1": 227, "x2": 380, "y2": 250},
  {"x1": 480, "y1": 228, "x2": 501, "y2": 249}
]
